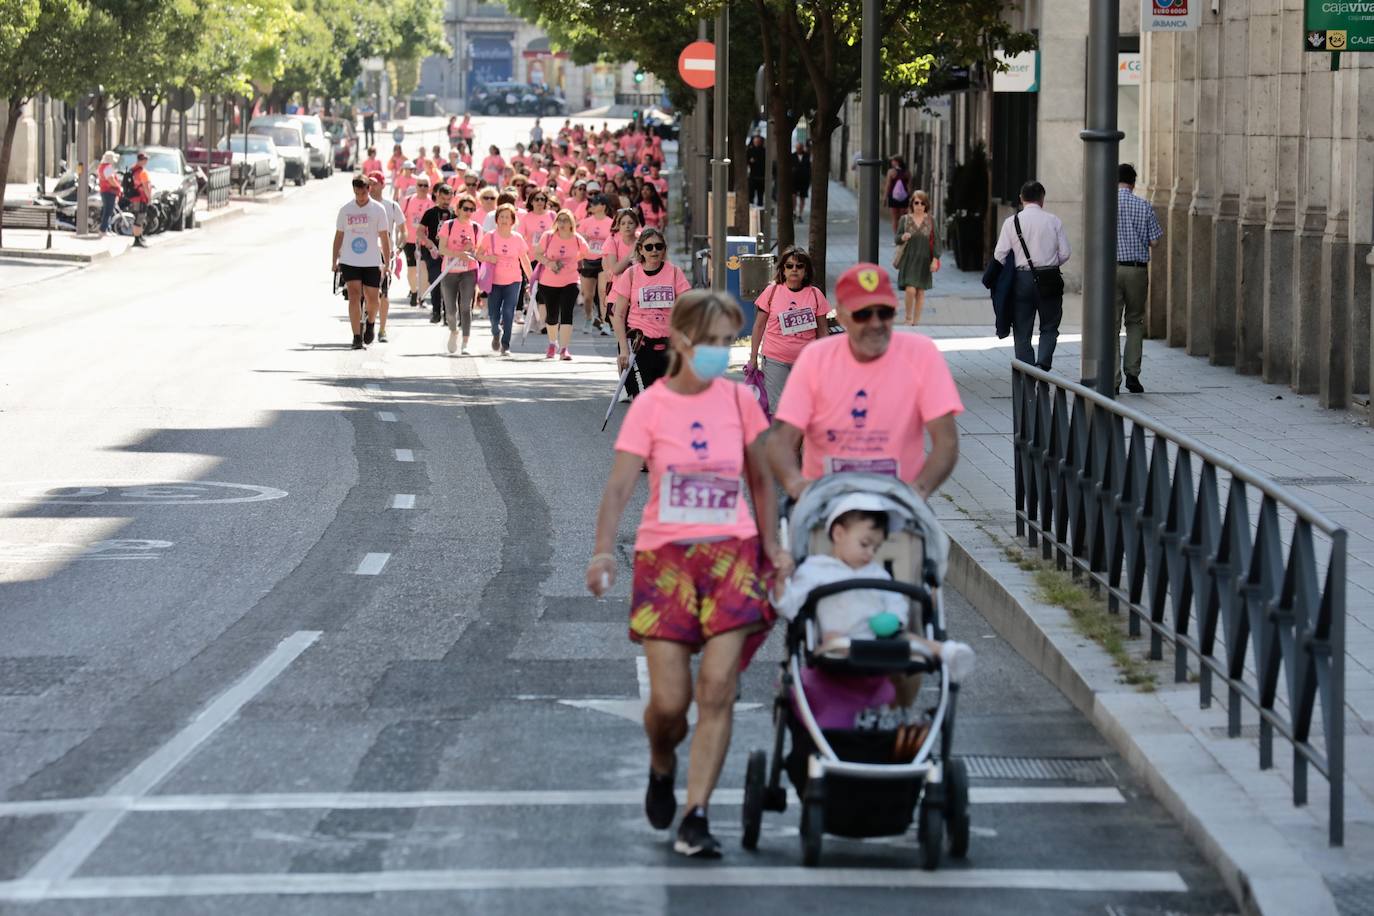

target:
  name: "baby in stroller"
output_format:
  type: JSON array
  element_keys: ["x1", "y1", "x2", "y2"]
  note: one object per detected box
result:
[{"x1": 774, "y1": 493, "x2": 975, "y2": 735}]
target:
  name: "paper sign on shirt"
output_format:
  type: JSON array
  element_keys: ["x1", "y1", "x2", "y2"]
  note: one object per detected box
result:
[
  {"x1": 658, "y1": 471, "x2": 741, "y2": 524},
  {"x1": 825, "y1": 456, "x2": 900, "y2": 476},
  {"x1": 638, "y1": 284, "x2": 676, "y2": 309},
  {"x1": 779, "y1": 306, "x2": 817, "y2": 335}
]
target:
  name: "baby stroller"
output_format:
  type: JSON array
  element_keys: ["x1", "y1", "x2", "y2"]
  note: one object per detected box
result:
[{"x1": 741, "y1": 473, "x2": 970, "y2": 870}]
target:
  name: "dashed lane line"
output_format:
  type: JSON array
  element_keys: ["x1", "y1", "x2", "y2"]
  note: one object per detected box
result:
[
  {"x1": 377, "y1": 411, "x2": 396, "y2": 422},
  {"x1": 19, "y1": 632, "x2": 321, "y2": 884},
  {"x1": 354, "y1": 553, "x2": 390, "y2": 576},
  {"x1": 0, "y1": 786, "x2": 1126, "y2": 817},
  {"x1": 394, "y1": 448, "x2": 414, "y2": 462},
  {"x1": 391, "y1": 494, "x2": 416, "y2": 510},
  {"x1": 0, "y1": 866, "x2": 1188, "y2": 901}
]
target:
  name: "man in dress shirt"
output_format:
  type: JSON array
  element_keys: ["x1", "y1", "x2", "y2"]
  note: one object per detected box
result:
[
  {"x1": 1115, "y1": 163, "x2": 1164, "y2": 393},
  {"x1": 993, "y1": 181, "x2": 1071, "y2": 370}
]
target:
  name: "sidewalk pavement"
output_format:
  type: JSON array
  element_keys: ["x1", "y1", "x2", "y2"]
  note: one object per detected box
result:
[{"x1": 792, "y1": 177, "x2": 1374, "y2": 914}]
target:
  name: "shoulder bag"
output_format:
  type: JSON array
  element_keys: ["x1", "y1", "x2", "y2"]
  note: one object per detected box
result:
[
  {"x1": 1013, "y1": 213, "x2": 1065, "y2": 299},
  {"x1": 891, "y1": 215, "x2": 909, "y2": 269}
]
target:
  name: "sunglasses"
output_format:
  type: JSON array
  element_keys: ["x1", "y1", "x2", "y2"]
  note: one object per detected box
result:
[
  {"x1": 641, "y1": 242, "x2": 665, "y2": 252},
  {"x1": 783, "y1": 262, "x2": 805, "y2": 270},
  {"x1": 459, "y1": 205, "x2": 476, "y2": 212},
  {"x1": 531, "y1": 197, "x2": 547, "y2": 203},
  {"x1": 850, "y1": 305, "x2": 897, "y2": 323}
]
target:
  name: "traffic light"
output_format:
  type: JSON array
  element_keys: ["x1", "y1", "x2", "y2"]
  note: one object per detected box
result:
[{"x1": 634, "y1": 70, "x2": 645, "y2": 84}]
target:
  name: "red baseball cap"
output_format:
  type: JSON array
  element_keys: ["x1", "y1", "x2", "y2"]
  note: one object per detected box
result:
[
  {"x1": 367, "y1": 170, "x2": 385, "y2": 184},
  {"x1": 834, "y1": 263, "x2": 898, "y2": 311}
]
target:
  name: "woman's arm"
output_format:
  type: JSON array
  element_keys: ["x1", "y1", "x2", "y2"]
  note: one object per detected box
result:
[
  {"x1": 748, "y1": 308, "x2": 767, "y2": 368},
  {"x1": 744, "y1": 432, "x2": 791, "y2": 580},
  {"x1": 612, "y1": 292, "x2": 631, "y2": 368},
  {"x1": 587, "y1": 449, "x2": 644, "y2": 595}
]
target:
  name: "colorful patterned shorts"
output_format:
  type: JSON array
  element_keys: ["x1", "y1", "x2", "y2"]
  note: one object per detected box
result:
[{"x1": 630, "y1": 537, "x2": 775, "y2": 649}]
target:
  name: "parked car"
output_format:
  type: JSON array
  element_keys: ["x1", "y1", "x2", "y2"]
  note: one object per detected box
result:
[
  {"x1": 287, "y1": 113, "x2": 333, "y2": 178},
  {"x1": 322, "y1": 116, "x2": 358, "y2": 171},
  {"x1": 641, "y1": 107, "x2": 679, "y2": 142},
  {"x1": 469, "y1": 82, "x2": 567, "y2": 117},
  {"x1": 217, "y1": 134, "x2": 286, "y2": 191},
  {"x1": 113, "y1": 145, "x2": 198, "y2": 230},
  {"x1": 247, "y1": 118, "x2": 309, "y2": 185}
]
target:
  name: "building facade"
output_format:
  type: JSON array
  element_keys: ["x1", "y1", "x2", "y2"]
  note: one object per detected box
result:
[{"x1": 1141, "y1": 1, "x2": 1373, "y2": 409}]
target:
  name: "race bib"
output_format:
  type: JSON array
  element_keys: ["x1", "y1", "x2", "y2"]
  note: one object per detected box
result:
[
  {"x1": 778, "y1": 307, "x2": 817, "y2": 335},
  {"x1": 658, "y1": 473, "x2": 741, "y2": 525},
  {"x1": 638, "y1": 284, "x2": 676, "y2": 309},
  {"x1": 588, "y1": 239, "x2": 604, "y2": 254},
  {"x1": 825, "y1": 457, "x2": 900, "y2": 476}
]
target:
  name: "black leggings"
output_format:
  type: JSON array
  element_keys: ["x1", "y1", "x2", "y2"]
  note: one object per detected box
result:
[
  {"x1": 626, "y1": 332, "x2": 670, "y2": 397},
  {"x1": 540, "y1": 282, "x2": 580, "y2": 326}
]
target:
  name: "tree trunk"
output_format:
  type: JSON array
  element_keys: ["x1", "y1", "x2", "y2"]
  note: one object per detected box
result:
[
  {"x1": 118, "y1": 98, "x2": 130, "y2": 145},
  {"x1": 142, "y1": 97, "x2": 156, "y2": 145},
  {"x1": 769, "y1": 101, "x2": 796, "y2": 251},
  {"x1": 0, "y1": 97, "x2": 26, "y2": 248},
  {"x1": 807, "y1": 114, "x2": 834, "y2": 289},
  {"x1": 730, "y1": 122, "x2": 748, "y2": 235}
]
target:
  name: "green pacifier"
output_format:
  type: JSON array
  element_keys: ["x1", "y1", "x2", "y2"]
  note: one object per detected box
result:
[{"x1": 868, "y1": 612, "x2": 903, "y2": 638}]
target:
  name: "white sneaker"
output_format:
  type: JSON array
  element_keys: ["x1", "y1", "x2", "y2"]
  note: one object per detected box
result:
[
  {"x1": 940, "y1": 641, "x2": 977, "y2": 683},
  {"x1": 447, "y1": 329, "x2": 459, "y2": 354}
]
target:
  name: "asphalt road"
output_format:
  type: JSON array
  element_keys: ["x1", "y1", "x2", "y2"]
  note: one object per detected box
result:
[{"x1": 0, "y1": 125, "x2": 1236, "y2": 914}]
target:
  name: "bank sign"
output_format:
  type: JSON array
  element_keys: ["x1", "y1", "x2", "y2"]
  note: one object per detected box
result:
[
  {"x1": 1143, "y1": 0, "x2": 1200, "y2": 31},
  {"x1": 1305, "y1": 1, "x2": 1374, "y2": 50}
]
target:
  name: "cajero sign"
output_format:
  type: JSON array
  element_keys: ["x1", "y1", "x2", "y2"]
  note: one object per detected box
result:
[{"x1": 1305, "y1": 0, "x2": 1374, "y2": 51}]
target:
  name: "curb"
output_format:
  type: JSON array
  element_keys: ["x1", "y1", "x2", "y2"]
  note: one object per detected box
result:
[
  {"x1": 0, "y1": 247, "x2": 108, "y2": 264},
  {"x1": 942, "y1": 516, "x2": 1339, "y2": 916}
]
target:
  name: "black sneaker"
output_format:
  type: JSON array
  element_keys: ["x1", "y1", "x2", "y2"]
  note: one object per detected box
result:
[
  {"x1": 363, "y1": 322, "x2": 375, "y2": 344},
  {"x1": 429, "y1": 309, "x2": 442, "y2": 324},
  {"x1": 1125, "y1": 375, "x2": 1145, "y2": 394},
  {"x1": 645, "y1": 764, "x2": 676, "y2": 829},
  {"x1": 409, "y1": 292, "x2": 418, "y2": 307},
  {"x1": 351, "y1": 334, "x2": 364, "y2": 350},
  {"x1": 674, "y1": 808, "x2": 722, "y2": 858}
]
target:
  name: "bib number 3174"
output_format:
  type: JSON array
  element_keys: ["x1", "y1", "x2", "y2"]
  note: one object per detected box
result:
[{"x1": 659, "y1": 473, "x2": 741, "y2": 525}]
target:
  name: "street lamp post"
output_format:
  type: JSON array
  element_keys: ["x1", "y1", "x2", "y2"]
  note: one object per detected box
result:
[
  {"x1": 710, "y1": 3, "x2": 729, "y2": 290},
  {"x1": 857, "y1": 0, "x2": 880, "y2": 264},
  {"x1": 1081, "y1": 0, "x2": 1124, "y2": 395}
]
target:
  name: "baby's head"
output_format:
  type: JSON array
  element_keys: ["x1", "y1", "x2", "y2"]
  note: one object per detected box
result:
[{"x1": 829, "y1": 509, "x2": 889, "y2": 569}]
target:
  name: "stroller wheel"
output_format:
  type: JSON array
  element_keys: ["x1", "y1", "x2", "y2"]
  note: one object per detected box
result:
[
  {"x1": 741, "y1": 749, "x2": 766, "y2": 851},
  {"x1": 800, "y1": 780, "x2": 824, "y2": 867},
  {"x1": 946, "y1": 758, "x2": 971, "y2": 859},
  {"x1": 918, "y1": 795, "x2": 944, "y2": 871}
]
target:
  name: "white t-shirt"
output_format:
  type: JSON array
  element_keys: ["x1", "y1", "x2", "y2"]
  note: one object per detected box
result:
[
  {"x1": 775, "y1": 555, "x2": 908, "y2": 639},
  {"x1": 379, "y1": 197, "x2": 405, "y2": 236},
  {"x1": 336, "y1": 199, "x2": 390, "y2": 268}
]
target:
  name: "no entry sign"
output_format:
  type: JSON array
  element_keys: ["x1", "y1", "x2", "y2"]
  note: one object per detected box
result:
[{"x1": 678, "y1": 41, "x2": 716, "y2": 90}]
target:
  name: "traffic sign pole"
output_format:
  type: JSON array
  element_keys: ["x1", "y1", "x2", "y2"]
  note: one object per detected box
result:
[{"x1": 711, "y1": 7, "x2": 729, "y2": 291}]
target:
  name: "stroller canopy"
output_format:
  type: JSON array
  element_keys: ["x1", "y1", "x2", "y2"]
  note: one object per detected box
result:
[{"x1": 788, "y1": 473, "x2": 950, "y2": 585}]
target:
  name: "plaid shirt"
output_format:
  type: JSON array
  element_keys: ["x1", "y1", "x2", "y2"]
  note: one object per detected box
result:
[{"x1": 1117, "y1": 187, "x2": 1163, "y2": 263}]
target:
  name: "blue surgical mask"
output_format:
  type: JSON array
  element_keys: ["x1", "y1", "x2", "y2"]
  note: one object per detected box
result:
[{"x1": 689, "y1": 345, "x2": 731, "y2": 380}]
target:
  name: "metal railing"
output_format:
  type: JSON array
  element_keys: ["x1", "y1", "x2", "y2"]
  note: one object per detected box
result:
[
  {"x1": 615, "y1": 92, "x2": 662, "y2": 107},
  {"x1": 1010, "y1": 360, "x2": 1347, "y2": 845},
  {"x1": 232, "y1": 160, "x2": 273, "y2": 196},
  {"x1": 204, "y1": 165, "x2": 231, "y2": 210}
]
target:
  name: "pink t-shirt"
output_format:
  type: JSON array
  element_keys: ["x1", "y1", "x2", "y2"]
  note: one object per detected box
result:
[
  {"x1": 774, "y1": 333, "x2": 964, "y2": 481},
  {"x1": 577, "y1": 215, "x2": 613, "y2": 259},
  {"x1": 614, "y1": 378, "x2": 769, "y2": 551},
  {"x1": 519, "y1": 209, "x2": 555, "y2": 248},
  {"x1": 481, "y1": 230, "x2": 529, "y2": 286},
  {"x1": 638, "y1": 202, "x2": 665, "y2": 230},
  {"x1": 611, "y1": 263, "x2": 691, "y2": 337},
  {"x1": 394, "y1": 174, "x2": 416, "y2": 201},
  {"x1": 402, "y1": 195, "x2": 433, "y2": 243},
  {"x1": 530, "y1": 168, "x2": 549, "y2": 187},
  {"x1": 362, "y1": 157, "x2": 382, "y2": 176},
  {"x1": 603, "y1": 232, "x2": 639, "y2": 275},
  {"x1": 440, "y1": 218, "x2": 483, "y2": 273},
  {"x1": 537, "y1": 231, "x2": 590, "y2": 287},
  {"x1": 757, "y1": 282, "x2": 832, "y2": 365},
  {"x1": 481, "y1": 155, "x2": 505, "y2": 185}
]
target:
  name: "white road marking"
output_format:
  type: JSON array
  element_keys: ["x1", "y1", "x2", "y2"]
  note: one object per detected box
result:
[
  {"x1": 0, "y1": 867, "x2": 1187, "y2": 901},
  {"x1": 355, "y1": 553, "x2": 390, "y2": 576},
  {"x1": 377, "y1": 411, "x2": 396, "y2": 422},
  {"x1": 20, "y1": 632, "x2": 320, "y2": 883},
  {"x1": 635, "y1": 656, "x2": 650, "y2": 699},
  {"x1": 364, "y1": 384, "x2": 380, "y2": 393},
  {"x1": 0, "y1": 785, "x2": 1124, "y2": 818},
  {"x1": 394, "y1": 449, "x2": 414, "y2": 462},
  {"x1": 391, "y1": 494, "x2": 416, "y2": 510},
  {"x1": 557, "y1": 697, "x2": 763, "y2": 724}
]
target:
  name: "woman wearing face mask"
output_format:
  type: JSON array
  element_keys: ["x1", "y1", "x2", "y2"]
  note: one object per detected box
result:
[
  {"x1": 746, "y1": 246, "x2": 833, "y2": 410},
  {"x1": 587, "y1": 289, "x2": 790, "y2": 860},
  {"x1": 610, "y1": 227, "x2": 691, "y2": 397}
]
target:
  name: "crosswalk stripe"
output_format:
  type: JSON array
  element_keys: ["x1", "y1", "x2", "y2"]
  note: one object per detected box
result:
[
  {"x1": 0, "y1": 866, "x2": 1188, "y2": 901},
  {"x1": 0, "y1": 786, "x2": 1123, "y2": 817}
]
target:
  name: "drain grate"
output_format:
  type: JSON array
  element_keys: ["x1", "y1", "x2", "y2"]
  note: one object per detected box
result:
[
  {"x1": 963, "y1": 755, "x2": 1113, "y2": 783},
  {"x1": 0, "y1": 657, "x2": 85, "y2": 696},
  {"x1": 1330, "y1": 874, "x2": 1374, "y2": 916}
]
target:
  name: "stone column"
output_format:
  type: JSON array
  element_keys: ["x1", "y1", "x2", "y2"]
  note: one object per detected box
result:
[
  {"x1": 1294, "y1": 55, "x2": 1334, "y2": 395},
  {"x1": 1186, "y1": 11, "x2": 1219, "y2": 357},
  {"x1": 1349, "y1": 60, "x2": 1374, "y2": 399},
  {"x1": 1264, "y1": 0, "x2": 1303, "y2": 385},
  {"x1": 1145, "y1": 31, "x2": 1175, "y2": 342},
  {"x1": 1319, "y1": 60, "x2": 1354, "y2": 408},
  {"x1": 1210, "y1": 3, "x2": 1248, "y2": 367},
  {"x1": 1169, "y1": 31, "x2": 1196, "y2": 348},
  {"x1": 1237, "y1": 0, "x2": 1278, "y2": 376}
]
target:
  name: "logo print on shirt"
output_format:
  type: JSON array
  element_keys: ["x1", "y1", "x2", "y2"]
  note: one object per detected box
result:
[
  {"x1": 689, "y1": 421, "x2": 710, "y2": 459},
  {"x1": 851, "y1": 389, "x2": 869, "y2": 428},
  {"x1": 350, "y1": 237, "x2": 367, "y2": 254}
]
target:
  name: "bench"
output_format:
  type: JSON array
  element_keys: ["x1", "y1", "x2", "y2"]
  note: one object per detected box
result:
[{"x1": 3, "y1": 205, "x2": 57, "y2": 249}]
